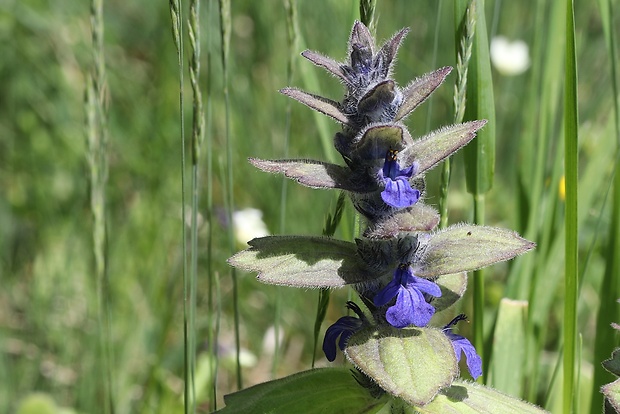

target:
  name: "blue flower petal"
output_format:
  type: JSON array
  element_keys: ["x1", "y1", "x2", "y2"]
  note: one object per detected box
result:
[
  {"x1": 322, "y1": 316, "x2": 362, "y2": 362},
  {"x1": 410, "y1": 275, "x2": 443, "y2": 298},
  {"x1": 379, "y1": 153, "x2": 420, "y2": 209},
  {"x1": 373, "y1": 277, "x2": 402, "y2": 307},
  {"x1": 375, "y1": 265, "x2": 442, "y2": 328},
  {"x1": 381, "y1": 179, "x2": 420, "y2": 208},
  {"x1": 444, "y1": 316, "x2": 483, "y2": 380},
  {"x1": 385, "y1": 284, "x2": 435, "y2": 327}
]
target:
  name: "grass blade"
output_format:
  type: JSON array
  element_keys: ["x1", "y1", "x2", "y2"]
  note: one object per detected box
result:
[
  {"x1": 562, "y1": 0, "x2": 579, "y2": 412},
  {"x1": 591, "y1": 0, "x2": 620, "y2": 411}
]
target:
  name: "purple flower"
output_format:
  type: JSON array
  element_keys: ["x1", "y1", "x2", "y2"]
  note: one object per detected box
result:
[
  {"x1": 322, "y1": 302, "x2": 365, "y2": 362},
  {"x1": 373, "y1": 264, "x2": 441, "y2": 328},
  {"x1": 443, "y1": 314, "x2": 483, "y2": 380},
  {"x1": 379, "y1": 149, "x2": 420, "y2": 208}
]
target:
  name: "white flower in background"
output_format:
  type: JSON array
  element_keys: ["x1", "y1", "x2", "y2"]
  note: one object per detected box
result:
[
  {"x1": 233, "y1": 208, "x2": 269, "y2": 246},
  {"x1": 490, "y1": 36, "x2": 530, "y2": 76}
]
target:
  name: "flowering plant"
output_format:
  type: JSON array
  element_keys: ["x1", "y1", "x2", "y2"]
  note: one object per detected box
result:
[{"x1": 222, "y1": 21, "x2": 547, "y2": 413}]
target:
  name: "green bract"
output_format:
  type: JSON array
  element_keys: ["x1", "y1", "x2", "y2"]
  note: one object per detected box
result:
[{"x1": 345, "y1": 326, "x2": 457, "y2": 407}]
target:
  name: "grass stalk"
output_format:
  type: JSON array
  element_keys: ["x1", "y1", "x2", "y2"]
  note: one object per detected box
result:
[
  {"x1": 87, "y1": 0, "x2": 113, "y2": 411},
  {"x1": 455, "y1": 0, "x2": 495, "y2": 383},
  {"x1": 441, "y1": 0, "x2": 475, "y2": 229},
  {"x1": 359, "y1": 0, "x2": 376, "y2": 34},
  {"x1": 168, "y1": 0, "x2": 190, "y2": 410},
  {"x1": 203, "y1": 0, "x2": 217, "y2": 406},
  {"x1": 562, "y1": 0, "x2": 579, "y2": 411},
  {"x1": 424, "y1": 0, "x2": 443, "y2": 133},
  {"x1": 188, "y1": 0, "x2": 204, "y2": 410},
  {"x1": 273, "y1": 0, "x2": 298, "y2": 377},
  {"x1": 217, "y1": 0, "x2": 241, "y2": 390}
]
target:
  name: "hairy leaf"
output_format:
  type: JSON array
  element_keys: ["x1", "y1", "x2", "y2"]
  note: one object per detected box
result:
[
  {"x1": 280, "y1": 87, "x2": 349, "y2": 125},
  {"x1": 415, "y1": 224, "x2": 535, "y2": 278},
  {"x1": 249, "y1": 158, "x2": 370, "y2": 192},
  {"x1": 603, "y1": 349, "x2": 620, "y2": 377},
  {"x1": 357, "y1": 80, "x2": 398, "y2": 119},
  {"x1": 345, "y1": 326, "x2": 457, "y2": 407},
  {"x1": 363, "y1": 203, "x2": 440, "y2": 238},
  {"x1": 603, "y1": 379, "x2": 620, "y2": 413},
  {"x1": 301, "y1": 50, "x2": 348, "y2": 84},
  {"x1": 215, "y1": 367, "x2": 389, "y2": 414},
  {"x1": 419, "y1": 380, "x2": 549, "y2": 413},
  {"x1": 349, "y1": 20, "x2": 374, "y2": 53},
  {"x1": 228, "y1": 236, "x2": 372, "y2": 287},
  {"x1": 396, "y1": 67, "x2": 453, "y2": 121},
  {"x1": 401, "y1": 120, "x2": 487, "y2": 174},
  {"x1": 352, "y1": 124, "x2": 407, "y2": 160},
  {"x1": 432, "y1": 273, "x2": 468, "y2": 313}
]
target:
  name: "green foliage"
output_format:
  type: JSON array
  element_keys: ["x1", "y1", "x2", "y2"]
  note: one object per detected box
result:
[
  {"x1": 346, "y1": 326, "x2": 458, "y2": 406},
  {"x1": 1, "y1": 0, "x2": 618, "y2": 412},
  {"x1": 214, "y1": 368, "x2": 389, "y2": 414}
]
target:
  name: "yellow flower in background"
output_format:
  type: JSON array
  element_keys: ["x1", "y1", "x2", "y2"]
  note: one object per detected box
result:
[
  {"x1": 490, "y1": 36, "x2": 530, "y2": 76},
  {"x1": 559, "y1": 175, "x2": 565, "y2": 201}
]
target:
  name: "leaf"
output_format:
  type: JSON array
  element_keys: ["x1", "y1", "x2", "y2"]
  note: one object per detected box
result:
[
  {"x1": 417, "y1": 380, "x2": 549, "y2": 413},
  {"x1": 415, "y1": 224, "x2": 535, "y2": 278},
  {"x1": 350, "y1": 20, "x2": 375, "y2": 54},
  {"x1": 249, "y1": 158, "x2": 370, "y2": 192},
  {"x1": 357, "y1": 80, "x2": 398, "y2": 119},
  {"x1": 376, "y1": 27, "x2": 409, "y2": 73},
  {"x1": 280, "y1": 87, "x2": 349, "y2": 125},
  {"x1": 214, "y1": 367, "x2": 389, "y2": 414},
  {"x1": 345, "y1": 326, "x2": 457, "y2": 407},
  {"x1": 301, "y1": 50, "x2": 348, "y2": 84},
  {"x1": 432, "y1": 273, "x2": 468, "y2": 313},
  {"x1": 603, "y1": 379, "x2": 620, "y2": 414},
  {"x1": 363, "y1": 203, "x2": 440, "y2": 239},
  {"x1": 603, "y1": 349, "x2": 620, "y2": 377},
  {"x1": 488, "y1": 299, "x2": 528, "y2": 397},
  {"x1": 401, "y1": 120, "x2": 487, "y2": 174},
  {"x1": 395, "y1": 67, "x2": 453, "y2": 121},
  {"x1": 228, "y1": 236, "x2": 373, "y2": 288},
  {"x1": 352, "y1": 124, "x2": 407, "y2": 160},
  {"x1": 354, "y1": 235, "x2": 418, "y2": 274}
]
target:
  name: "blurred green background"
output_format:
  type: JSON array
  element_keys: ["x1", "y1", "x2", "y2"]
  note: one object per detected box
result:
[{"x1": 1, "y1": 0, "x2": 619, "y2": 412}]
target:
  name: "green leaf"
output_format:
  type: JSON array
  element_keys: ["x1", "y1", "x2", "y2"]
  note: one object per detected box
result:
[
  {"x1": 395, "y1": 67, "x2": 453, "y2": 122},
  {"x1": 249, "y1": 158, "x2": 369, "y2": 192},
  {"x1": 214, "y1": 367, "x2": 389, "y2": 414},
  {"x1": 460, "y1": 0, "x2": 496, "y2": 196},
  {"x1": 432, "y1": 272, "x2": 467, "y2": 312},
  {"x1": 416, "y1": 224, "x2": 535, "y2": 278},
  {"x1": 280, "y1": 87, "x2": 349, "y2": 125},
  {"x1": 488, "y1": 299, "x2": 528, "y2": 397},
  {"x1": 301, "y1": 50, "x2": 348, "y2": 85},
  {"x1": 603, "y1": 349, "x2": 620, "y2": 377},
  {"x1": 401, "y1": 120, "x2": 488, "y2": 174},
  {"x1": 345, "y1": 326, "x2": 457, "y2": 406},
  {"x1": 352, "y1": 124, "x2": 408, "y2": 160},
  {"x1": 228, "y1": 236, "x2": 372, "y2": 287},
  {"x1": 602, "y1": 379, "x2": 620, "y2": 413},
  {"x1": 363, "y1": 203, "x2": 440, "y2": 239},
  {"x1": 358, "y1": 80, "x2": 398, "y2": 116},
  {"x1": 417, "y1": 380, "x2": 549, "y2": 413}
]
